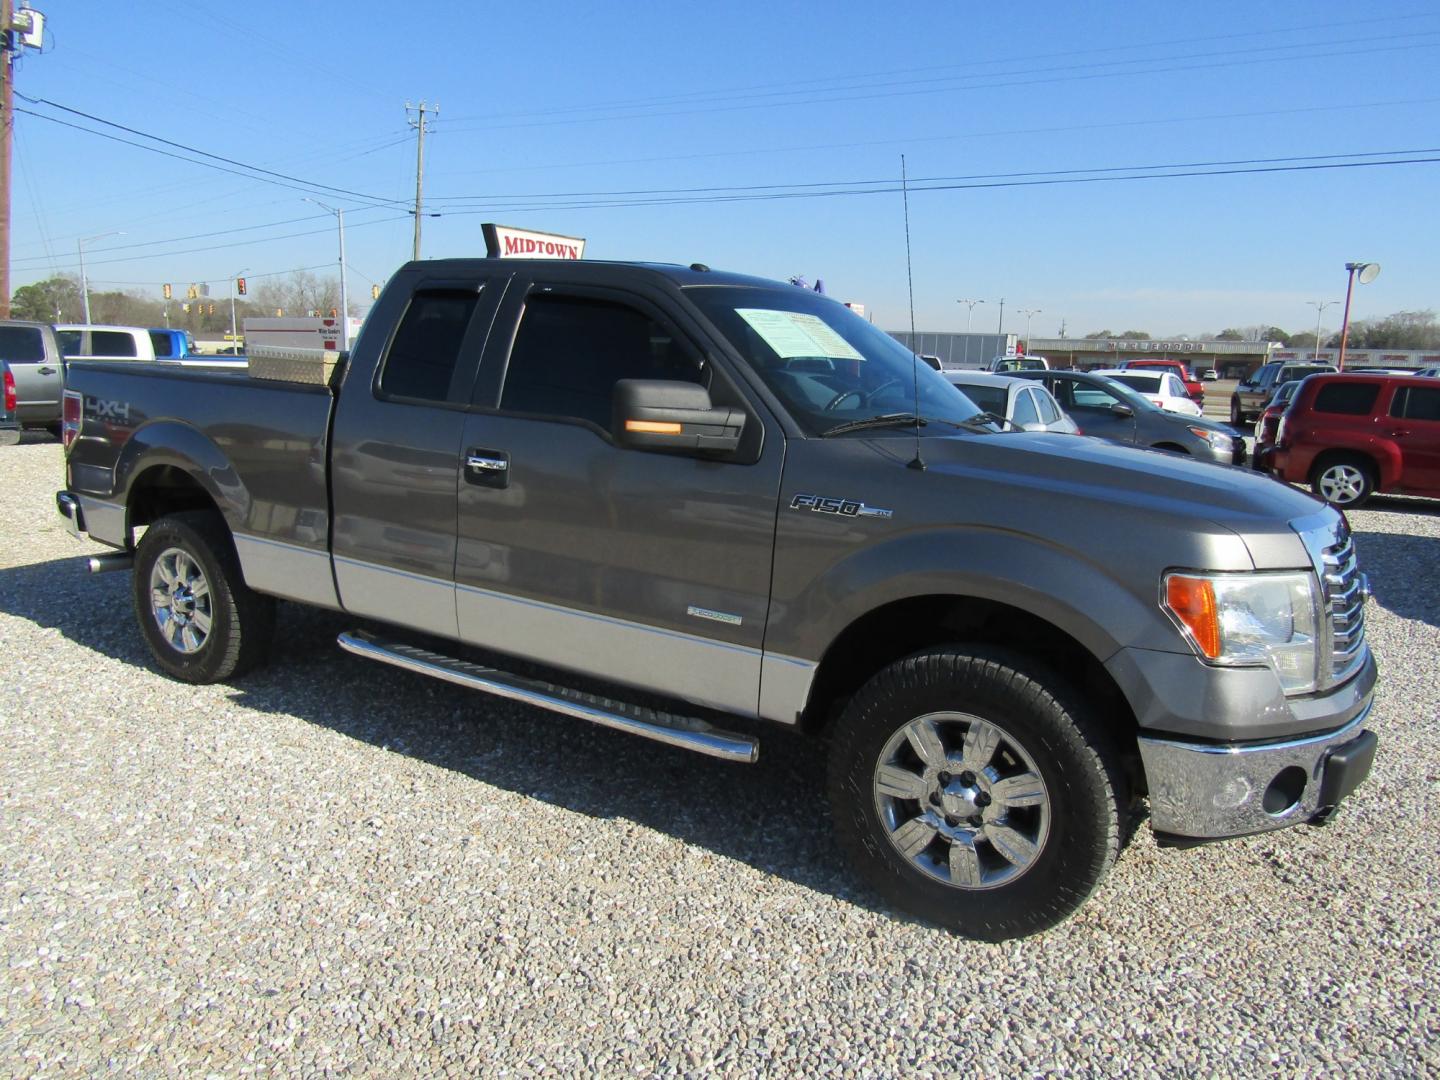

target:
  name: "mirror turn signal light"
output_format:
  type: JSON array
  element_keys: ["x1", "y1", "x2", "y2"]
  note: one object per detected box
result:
[{"x1": 625, "y1": 420, "x2": 683, "y2": 435}]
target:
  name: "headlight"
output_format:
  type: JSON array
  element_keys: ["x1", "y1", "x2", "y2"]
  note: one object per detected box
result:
[
  {"x1": 1163, "y1": 571, "x2": 1321, "y2": 693},
  {"x1": 1187, "y1": 426, "x2": 1233, "y2": 453}
]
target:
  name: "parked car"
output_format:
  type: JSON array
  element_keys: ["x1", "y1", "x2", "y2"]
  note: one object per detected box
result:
[
  {"x1": 57, "y1": 256, "x2": 1378, "y2": 940},
  {"x1": 1201, "y1": 368, "x2": 1218, "y2": 381},
  {"x1": 54, "y1": 324, "x2": 158, "y2": 363},
  {"x1": 0, "y1": 319, "x2": 64, "y2": 433},
  {"x1": 1090, "y1": 369, "x2": 1202, "y2": 416},
  {"x1": 148, "y1": 328, "x2": 199, "y2": 360},
  {"x1": 1014, "y1": 369, "x2": 1246, "y2": 465},
  {"x1": 1231, "y1": 361, "x2": 1337, "y2": 425},
  {"x1": 1120, "y1": 359, "x2": 1204, "y2": 404},
  {"x1": 941, "y1": 371, "x2": 1078, "y2": 434},
  {"x1": 987, "y1": 355, "x2": 1049, "y2": 372},
  {"x1": 1251, "y1": 380, "x2": 1304, "y2": 472},
  {"x1": 1419, "y1": 366, "x2": 1440, "y2": 378},
  {"x1": 1271, "y1": 372, "x2": 1440, "y2": 507},
  {"x1": 1, "y1": 360, "x2": 22, "y2": 445}
]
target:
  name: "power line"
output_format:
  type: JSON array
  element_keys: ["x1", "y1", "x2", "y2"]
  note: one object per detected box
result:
[
  {"x1": 86, "y1": 263, "x2": 335, "y2": 287},
  {"x1": 15, "y1": 96, "x2": 408, "y2": 209}
]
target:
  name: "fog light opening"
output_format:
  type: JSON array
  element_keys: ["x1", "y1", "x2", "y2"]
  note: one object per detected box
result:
[{"x1": 1263, "y1": 766, "x2": 1308, "y2": 816}]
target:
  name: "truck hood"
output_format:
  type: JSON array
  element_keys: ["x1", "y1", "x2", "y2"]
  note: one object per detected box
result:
[{"x1": 874, "y1": 430, "x2": 1329, "y2": 568}]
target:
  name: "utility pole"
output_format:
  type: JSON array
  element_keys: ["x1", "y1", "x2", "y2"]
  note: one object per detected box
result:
[
  {"x1": 406, "y1": 101, "x2": 436, "y2": 261},
  {"x1": 1306, "y1": 299, "x2": 1338, "y2": 363},
  {"x1": 2, "y1": 2, "x2": 47, "y2": 318},
  {"x1": 996, "y1": 297, "x2": 1005, "y2": 336},
  {"x1": 1, "y1": 0, "x2": 15, "y2": 318}
]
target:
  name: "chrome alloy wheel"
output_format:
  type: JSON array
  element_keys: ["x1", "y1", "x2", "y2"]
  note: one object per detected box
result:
[
  {"x1": 1318, "y1": 463, "x2": 1367, "y2": 505},
  {"x1": 148, "y1": 546, "x2": 213, "y2": 654},
  {"x1": 872, "y1": 712, "x2": 1051, "y2": 890}
]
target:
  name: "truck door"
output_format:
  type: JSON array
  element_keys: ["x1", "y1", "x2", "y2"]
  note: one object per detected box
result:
[
  {"x1": 329, "y1": 274, "x2": 506, "y2": 638},
  {"x1": 454, "y1": 278, "x2": 785, "y2": 717},
  {"x1": 0, "y1": 324, "x2": 61, "y2": 427}
]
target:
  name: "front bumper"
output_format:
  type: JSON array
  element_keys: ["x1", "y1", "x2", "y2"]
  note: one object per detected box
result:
[{"x1": 1138, "y1": 709, "x2": 1376, "y2": 840}]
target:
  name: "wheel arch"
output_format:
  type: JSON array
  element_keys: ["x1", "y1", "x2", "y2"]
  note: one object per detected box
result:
[
  {"x1": 1309, "y1": 445, "x2": 1393, "y2": 491},
  {"x1": 116, "y1": 420, "x2": 251, "y2": 541}
]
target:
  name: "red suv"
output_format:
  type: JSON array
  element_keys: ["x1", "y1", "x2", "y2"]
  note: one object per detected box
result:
[
  {"x1": 1120, "y1": 359, "x2": 1204, "y2": 405},
  {"x1": 1271, "y1": 373, "x2": 1440, "y2": 507}
]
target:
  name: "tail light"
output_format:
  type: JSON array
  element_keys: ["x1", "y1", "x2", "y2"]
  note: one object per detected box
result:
[
  {"x1": 62, "y1": 390, "x2": 83, "y2": 452},
  {"x1": 3, "y1": 367, "x2": 14, "y2": 413}
]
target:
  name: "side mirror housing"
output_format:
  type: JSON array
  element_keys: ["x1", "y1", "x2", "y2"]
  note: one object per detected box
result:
[
  {"x1": 612, "y1": 380, "x2": 745, "y2": 454},
  {"x1": 1110, "y1": 402, "x2": 1134, "y2": 417}
]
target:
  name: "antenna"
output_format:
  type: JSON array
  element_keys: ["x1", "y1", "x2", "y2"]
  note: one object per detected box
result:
[{"x1": 901, "y1": 155, "x2": 925, "y2": 471}]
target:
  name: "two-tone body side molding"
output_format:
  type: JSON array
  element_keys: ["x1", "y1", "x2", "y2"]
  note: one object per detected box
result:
[{"x1": 337, "y1": 630, "x2": 759, "y2": 763}]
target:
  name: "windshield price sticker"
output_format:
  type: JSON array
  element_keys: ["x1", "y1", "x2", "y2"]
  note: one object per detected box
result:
[{"x1": 737, "y1": 309, "x2": 865, "y2": 362}]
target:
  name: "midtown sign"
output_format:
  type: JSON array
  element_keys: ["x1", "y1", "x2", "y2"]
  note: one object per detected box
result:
[{"x1": 482, "y1": 224, "x2": 587, "y2": 260}]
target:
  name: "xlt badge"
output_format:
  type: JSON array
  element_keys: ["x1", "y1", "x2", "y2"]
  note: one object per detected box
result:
[{"x1": 789, "y1": 493, "x2": 893, "y2": 519}]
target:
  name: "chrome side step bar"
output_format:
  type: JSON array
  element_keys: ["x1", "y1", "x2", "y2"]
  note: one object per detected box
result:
[{"x1": 337, "y1": 631, "x2": 759, "y2": 763}]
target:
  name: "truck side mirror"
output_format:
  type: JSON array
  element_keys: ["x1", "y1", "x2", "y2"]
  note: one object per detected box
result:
[{"x1": 612, "y1": 379, "x2": 745, "y2": 454}]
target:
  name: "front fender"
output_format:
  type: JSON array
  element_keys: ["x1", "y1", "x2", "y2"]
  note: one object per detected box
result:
[{"x1": 768, "y1": 526, "x2": 1178, "y2": 666}]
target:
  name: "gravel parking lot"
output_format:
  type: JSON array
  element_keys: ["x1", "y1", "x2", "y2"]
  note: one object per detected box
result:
[{"x1": 3, "y1": 437, "x2": 1437, "y2": 1076}]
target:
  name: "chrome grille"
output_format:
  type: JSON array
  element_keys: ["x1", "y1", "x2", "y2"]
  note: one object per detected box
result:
[{"x1": 1320, "y1": 534, "x2": 1367, "y2": 686}]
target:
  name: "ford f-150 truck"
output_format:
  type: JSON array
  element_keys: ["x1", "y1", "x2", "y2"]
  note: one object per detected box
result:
[{"x1": 56, "y1": 258, "x2": 1378, "y2": 940}]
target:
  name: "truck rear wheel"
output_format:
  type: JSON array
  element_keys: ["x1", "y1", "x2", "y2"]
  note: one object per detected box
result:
[
  {"x1": 828, "y1": 645, "x2": 1125, "y2": 941},
  {"x1": 133, "y1": 511, "x2": 275, "y2": 683}
]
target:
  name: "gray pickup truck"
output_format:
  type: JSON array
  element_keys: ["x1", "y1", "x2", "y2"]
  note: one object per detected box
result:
[{"x1": 56, "y1": 258, "x2": 1377, "y2": 939}]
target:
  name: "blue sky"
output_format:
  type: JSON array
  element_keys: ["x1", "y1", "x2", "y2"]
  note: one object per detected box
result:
[{"x1": 10, "y1": 1, "x2": 1438, "y2": 337}]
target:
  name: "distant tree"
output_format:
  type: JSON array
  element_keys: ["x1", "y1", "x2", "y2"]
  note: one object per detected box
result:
[
  {"x1": 11, "y1": 275, "x2": 83, "y2": 322},
  {"x1": 1083, "y1": 329, "x2": 1113, "y2": 339},
  {"x1": 249, "y1": 270, "x2": 343, "y2": 319},
  {"x1": 1117, "y1": 329, "x2": 1151, "y2": 339},
  {"x1": 1338, "y1": 310, "x2": 1440, "y2": 350},
  {"x1": 1214, "y1": 328, "x2": 1245, "y2": 341},
  {"x1": 1289, "y1": 331, "x2": 1319, "y2": 349},
  {"x1": 1249, "y1": 326, "x2": 1292, "y2": 345}
]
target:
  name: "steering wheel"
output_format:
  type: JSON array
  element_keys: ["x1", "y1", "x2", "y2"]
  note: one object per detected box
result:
[{"x1": 822, "y1": 379, "x2": 905, "y2": 413}]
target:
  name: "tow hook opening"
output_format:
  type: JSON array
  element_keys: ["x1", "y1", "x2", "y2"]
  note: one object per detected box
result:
[{"x1": 1262, "y1": 765, "x2": 1308, "y2": 817}]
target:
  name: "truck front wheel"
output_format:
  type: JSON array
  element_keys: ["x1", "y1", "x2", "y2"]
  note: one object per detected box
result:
[
  {"x1": 828, "y1": 646, "x2": 1125, "y2": 940},
  {"x1": 133, "y1": 511, "x2": 275, "y2": 683}
]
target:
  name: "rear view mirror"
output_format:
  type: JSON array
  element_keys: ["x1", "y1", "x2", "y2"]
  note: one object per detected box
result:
[{"x1": 612, "y1": 379, "x2": 745, "y2": 454}]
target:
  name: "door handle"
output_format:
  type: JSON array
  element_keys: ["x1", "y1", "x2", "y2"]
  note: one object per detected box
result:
[
  {"x1": 38, "y1": 366, "x2": 57, "y2": 375},
  {"x1": 1388, "y1": 429, "x2": 1410, "y2": 437},
  {"x1": 464, "y1": 447, "x2": 510, "y2": 489}
]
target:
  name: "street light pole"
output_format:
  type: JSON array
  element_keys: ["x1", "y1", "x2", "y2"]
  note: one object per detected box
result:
[
  {"x1": 1306, "y1": 300, "x2": 1338, "y2": 363},
  {"x1": 77, "y1": 231, "x2": 122, "y2": 324},
  {"x1": 1017, "y1": 308, "x2": 1042, "y2": 345},
  {"x1": 229, "y1": 266, "x2": 249, "y2": 345},
  {"x1": 1336, "y1": 262, "x2": 1380, "y2": 372},
  {"x1": 304, "y1": 197, "x2": 351, "y2": 351},
  {"x1": 956, "y1": 298, "x2": 985, "y2": 333}
]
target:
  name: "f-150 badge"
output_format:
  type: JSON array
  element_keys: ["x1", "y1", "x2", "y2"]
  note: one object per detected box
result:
[{"x1": 789, "y1": 493, "x2": 893, "y2": 519}]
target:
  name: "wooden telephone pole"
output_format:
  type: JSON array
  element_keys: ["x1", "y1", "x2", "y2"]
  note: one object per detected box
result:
[{"x1": 406, "y1": 100, "x2": 436, "y2": 261}]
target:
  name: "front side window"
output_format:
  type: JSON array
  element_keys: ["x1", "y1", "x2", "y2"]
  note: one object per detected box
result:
[
  {"x1": 378, "y1": 288, "x2": 481, "y2": 403},
  {"x1": 499, "y1": 293, "x2": 705, "y2": 431},
  {"x1": 1034, "y1": 388, "x2": 1061, "y2": 424},
  {"x1": 1313, "y1": 382, "x2": 1380, "y2": 416},
  {"x1": 56, "y1": 330, "x2": 82, "y2": 357},
  {"x1": 149, "y1": 331, "x2": 177, "y2": 358},
  {"x1": 1011, "y1": 389, "x2": 1040, "y2": 427},
  {"x1": 91, "y1": 331, "x2": 138, "y2": 357},
  {"x1": 686, "y1": 285, "x2": 985, "y2": 437}
]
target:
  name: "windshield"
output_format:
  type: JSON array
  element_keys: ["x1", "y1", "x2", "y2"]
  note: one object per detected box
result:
[{"x1": 686, "y1": 285, "x2": 985, "y2": 436}]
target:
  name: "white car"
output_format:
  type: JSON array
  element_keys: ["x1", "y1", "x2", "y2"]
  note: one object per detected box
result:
[
  {"x1": 1089, "y1": 368, "x2": 1202, "y2": 417},
  {"x1": 942, "y1": 371, "x2": 1079, "y2": 433}
]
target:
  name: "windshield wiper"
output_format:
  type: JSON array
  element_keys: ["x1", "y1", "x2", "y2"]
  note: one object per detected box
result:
[
  {"x1": 821, "y1": 413, "x2": 927, "y2": 437},
  {"x1": 970, "y1": 411, "x2": 1020, "y2": 432}
]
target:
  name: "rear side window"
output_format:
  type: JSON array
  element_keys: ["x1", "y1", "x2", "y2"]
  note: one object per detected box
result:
[
  {"x1": 1313, "y1": 382, "x2": 1380, "y2": 416},
  {"x1": 1034, "y1": 388, "x2": 1061, "y2": 424},
  {"x1": 0, "y1": 326, "x2": 45, "y2": 361},
  {"x1": 1395, "y1": 386, "x2": 1440, "y2": 422},
  {"x1": 90, "y1": 331, "x2": 138, "y2": 357},
  {"x1": 149, "y1": 330, "x2": 177, "y2": 358},
  {"x1": 379, "y1": 289, "x2": 482, "y2": 403},
  {"x1": 499, "y1": 294, "x2": 703, "y2": 431},
  {"x1": 56, "y1": 330, "x2": 82, "y2": 356},
  {"x1": 1011, "y1": 389, "x2": 1040, "y2": 427}
]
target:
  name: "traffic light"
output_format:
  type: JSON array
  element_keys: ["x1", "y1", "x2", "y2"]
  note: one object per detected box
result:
[
  {"x1": 209, "y1": 304, "x2": 216, "y2": 316},
  {"x1": 329, "y1": 308, "x2": 338, "y2": 317},
  {"x1": 163, "y1": 283, "x2": 172, "y2": 300},
  {"x1": 187, "y1": 285, "x2": 198, "y2": 299},
  {"x1": 182, "y1": 303, "x2": 191, "y2": 313},
  {"x1": 237, "y1": 276, "x2": 247, "y2": 295},
  {"x1": 371, "y1": 284, "x2": 380, "y2": 300}
]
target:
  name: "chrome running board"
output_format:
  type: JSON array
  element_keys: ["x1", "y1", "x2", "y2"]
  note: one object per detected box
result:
[{"x1": 337, "y1": 630, "x2": 759, "y2": 763}]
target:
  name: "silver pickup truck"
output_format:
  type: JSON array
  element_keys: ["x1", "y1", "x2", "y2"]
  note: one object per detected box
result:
[{"x1": 56, "y1": 258, "x2": 1378, "y2": 939}]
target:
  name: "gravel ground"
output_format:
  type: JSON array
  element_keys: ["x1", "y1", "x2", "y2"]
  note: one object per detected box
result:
[{"x1": 2, "y1": 436, "x2": 1437, "y2": 1077}]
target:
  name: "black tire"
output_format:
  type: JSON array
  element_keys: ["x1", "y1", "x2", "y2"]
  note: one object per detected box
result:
[
  {"x1": 1229, "y1": 397, "x2": 1244, "y2": 426},
  {"x1": 132, "y1": 511, "x2": 275, "y2": 683},
  {"x1": 1310, "y1": 454, "x2": 1376, "y2": 509},
  {"x1": 828, "y1": 645, "x2": 1126, "y2": 941}
]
